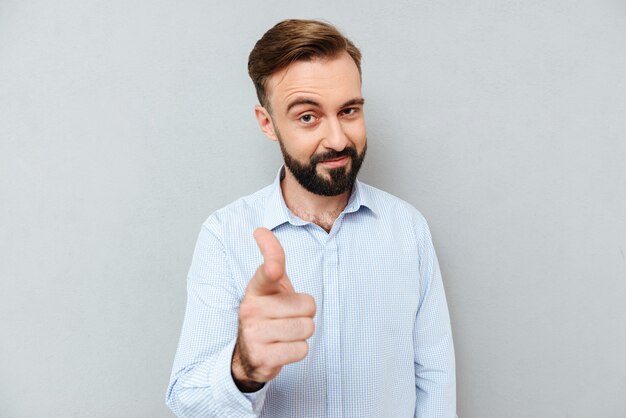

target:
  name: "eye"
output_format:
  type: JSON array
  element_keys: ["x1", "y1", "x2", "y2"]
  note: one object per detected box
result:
[
  {"x1": 299, "y1": 114, "x2": 317, "y2": 124},
  {"x1": 341, "y1": 107, "x2": 359, "y2": 117}
]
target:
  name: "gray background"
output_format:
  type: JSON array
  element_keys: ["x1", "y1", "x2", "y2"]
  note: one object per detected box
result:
[{"x1": 1, "y1": 0, "x2": 625, "y2": 416}]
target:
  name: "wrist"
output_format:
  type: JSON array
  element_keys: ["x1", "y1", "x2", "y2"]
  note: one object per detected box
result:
[
  {"x1": 231, "y1": 343, "x2": 265, "y2": 393},
  {"x1": 233, "y1": 375, "x2": 265, "y2": 393}
]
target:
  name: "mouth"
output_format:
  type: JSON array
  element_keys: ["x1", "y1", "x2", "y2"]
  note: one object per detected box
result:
[{"x1": 319, "y1": 156, "x2": 349, "y2": 169}]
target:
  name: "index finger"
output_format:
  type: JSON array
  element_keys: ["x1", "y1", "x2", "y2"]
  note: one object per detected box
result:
[
  {"x1": 253, "y1": 227, "x2": 286, "y2": 280},
  {"x1": 246, "y1": 228, "x2": 294, "y2": 296}
]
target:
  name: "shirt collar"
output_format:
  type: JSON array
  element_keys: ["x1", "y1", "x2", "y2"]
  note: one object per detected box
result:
[{"x1": 262, "y1": 166, "x2": 378, "y2": 231}]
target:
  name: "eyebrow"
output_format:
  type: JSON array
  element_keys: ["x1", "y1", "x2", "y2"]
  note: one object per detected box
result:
[
  {"x1": 341, "y1": 98, "x2": 365, "y2": 108},
  {"x1": 285, "y1": 97, "x2": 365, "y2": 113},
  {"x1": 286, "y1": 98, "x2": 321, "y2": 113}
]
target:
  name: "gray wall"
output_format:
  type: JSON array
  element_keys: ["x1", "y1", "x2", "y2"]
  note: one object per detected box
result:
[{"x1": 1, "y1": 1, "x2": 625, "y2": 416}]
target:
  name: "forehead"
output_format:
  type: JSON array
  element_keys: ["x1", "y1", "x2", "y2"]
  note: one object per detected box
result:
[{"x1": 265, "y1": 52, "x2": 362, "y2": 111}]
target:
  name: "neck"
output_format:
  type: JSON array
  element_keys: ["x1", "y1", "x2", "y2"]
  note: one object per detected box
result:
[{"x1": 280, "y1": 168, "x2": 351, "y2": 232}]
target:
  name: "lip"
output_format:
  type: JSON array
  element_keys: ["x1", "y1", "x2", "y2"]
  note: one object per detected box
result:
[{"x1": 319, "y1": 156, "x2": 349, "y2": 168}]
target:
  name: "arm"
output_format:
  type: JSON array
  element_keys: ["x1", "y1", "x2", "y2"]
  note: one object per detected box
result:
[
  {"x1": 166, "y1": 225, "x2": 315, "y2": 417},
  {"x1": 166, "y1": 224, "x2": 265, "y2": 417},
  {"x1": 413, "y1": 219, "x2": 457, "y2": 418}
]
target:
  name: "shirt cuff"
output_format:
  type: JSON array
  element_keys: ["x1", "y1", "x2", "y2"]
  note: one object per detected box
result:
[
  {"x1": 212, "y1": 339, "x2": 269, "y2": 416},
  {"x1": 242, "y1": 385, "x2": 269, "y2": 415}
]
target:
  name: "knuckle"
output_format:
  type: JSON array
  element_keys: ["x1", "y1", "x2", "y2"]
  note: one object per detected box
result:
[
  {"x1": 243, "y1": 318, "x2": 272, "y2": 343},
  {"x1": 241, "y1": 321, "x2": 258, "y2": 341},
  {"x1": 246, "y1": 345, "x2": 265, "y2": 368},
  {"x1": 256, "y1": 368, "x2": 276, "y2": 382},
  {"x1": 239, "y1": 298, "x2": 261, "y2": 320}
]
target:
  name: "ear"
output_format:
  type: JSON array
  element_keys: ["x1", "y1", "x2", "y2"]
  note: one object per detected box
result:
[{"x1": 254, "y1": 105, "x2": 278, "y2": 141}]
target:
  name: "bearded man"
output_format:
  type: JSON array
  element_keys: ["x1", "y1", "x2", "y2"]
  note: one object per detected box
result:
[{"x1": 166, "y1": 19, "x2": 457, "y2": 418}]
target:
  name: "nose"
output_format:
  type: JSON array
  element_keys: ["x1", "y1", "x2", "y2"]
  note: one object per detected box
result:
[{"x1": 321, "y1": 117, "x2": 349, "y2": 151}]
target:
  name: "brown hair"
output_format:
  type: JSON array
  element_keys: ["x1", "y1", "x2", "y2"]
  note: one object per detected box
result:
[{"x1": 248, "y1": 19, "x2": 362, "y2": 109}]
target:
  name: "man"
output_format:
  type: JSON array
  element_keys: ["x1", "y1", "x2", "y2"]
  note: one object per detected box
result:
[{"x1": 166, "y1": 19, "x2": 456, "y2": 417}]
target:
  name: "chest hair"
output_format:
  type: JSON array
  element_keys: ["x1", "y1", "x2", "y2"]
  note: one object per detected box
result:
[{"x1": 290, "y1": 206, "x2": 343, "y2": 233}]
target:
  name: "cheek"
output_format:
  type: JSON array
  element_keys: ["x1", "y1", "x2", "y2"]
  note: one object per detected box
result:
[
  {"x1": 283, "y1": 128, "x2": 323, "y2": 159},
  {"x1": 346, "y1": 121, "x2": 367, "y2": 146}
]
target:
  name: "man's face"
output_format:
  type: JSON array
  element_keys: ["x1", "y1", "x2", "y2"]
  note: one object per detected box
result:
[{"x1": 257, "y1": 52, "x2": 367, "y2": 196}]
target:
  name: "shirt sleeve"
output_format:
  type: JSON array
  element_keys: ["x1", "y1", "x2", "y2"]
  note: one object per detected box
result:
[
  {"x1": 413, "y1": 217, "x2": 457, "y2": 418},
  {"x1": 165, "y1": 223, "x2": 268, "y2": 417}
]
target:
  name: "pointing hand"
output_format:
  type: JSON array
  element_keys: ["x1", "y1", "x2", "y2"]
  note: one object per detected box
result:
[{"x1": 231, "y1": 228, "x2": 316, "y2": 392}]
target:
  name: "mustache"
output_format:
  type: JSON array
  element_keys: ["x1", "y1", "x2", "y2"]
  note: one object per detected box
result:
[{"x1": 310, "y1": 147, "x2": 357, "y2": 165}]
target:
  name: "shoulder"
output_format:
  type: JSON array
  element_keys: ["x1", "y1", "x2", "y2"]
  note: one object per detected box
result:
[
  {"x1": 201, "y1": 184, "x2": 273, "y2": 234},
  {"x1": 357, "y1": 181, "x2": 429, "y2": 229}
]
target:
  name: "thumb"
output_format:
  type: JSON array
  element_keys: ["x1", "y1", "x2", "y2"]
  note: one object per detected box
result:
[{"x1": 247, "y1": 228, "x2": 294, "y2": 296}]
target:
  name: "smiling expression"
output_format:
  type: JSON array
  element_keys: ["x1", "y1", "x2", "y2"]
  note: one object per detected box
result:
[{"x1": 255, "y1": 51, "x2": 367, "y2": 196}]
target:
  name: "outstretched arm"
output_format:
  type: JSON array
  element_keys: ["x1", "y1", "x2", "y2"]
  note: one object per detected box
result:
[{"x1": 166, "y1": 225, "x2": 315, "y2": 417}]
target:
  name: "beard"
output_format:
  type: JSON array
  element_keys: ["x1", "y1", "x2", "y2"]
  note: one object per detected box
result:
[{"x1": 277, "y1": 133, "x2": 367, "y2": 197}]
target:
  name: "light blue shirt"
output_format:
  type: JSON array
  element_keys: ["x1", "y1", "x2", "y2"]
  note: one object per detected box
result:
[{"x1": 166, "y1": 169, "x2": 457, "y2": 417}]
